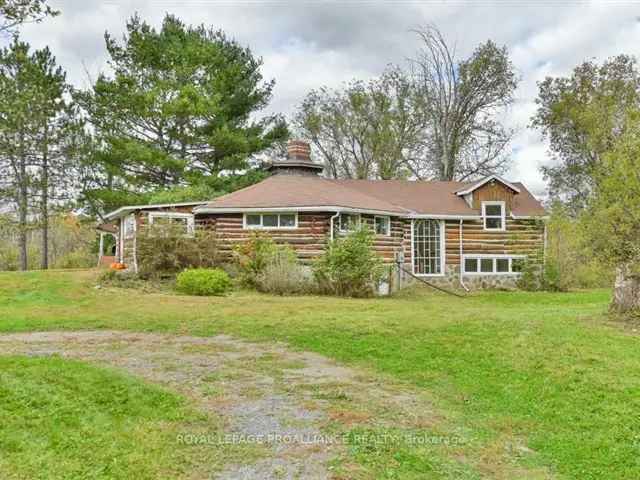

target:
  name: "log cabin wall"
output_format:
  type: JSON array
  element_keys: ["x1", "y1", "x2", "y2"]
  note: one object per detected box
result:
[
  {"x1": 197, "y1": 212, "x2": 408, "y2": 265},
  {"x1": 197, "y1": 212, "x2": 332, "y2": 264},
  {"x1": 119, "y1": 206, "x2": 201, "y2": 266},
  {"x1": 398, "y1": 218, "x2": 544, "y2": 273},
  {"x1": 445, "y1": 219, "x2": 544, "y2": 266},
  {"x1": 359, "y1": 214, "x2": 405, "y2": 263}
]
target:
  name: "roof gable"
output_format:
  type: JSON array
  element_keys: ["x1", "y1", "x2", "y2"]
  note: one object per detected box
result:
[{"x1": 455, "y1": 175, "x2": 521, "y2": 196}]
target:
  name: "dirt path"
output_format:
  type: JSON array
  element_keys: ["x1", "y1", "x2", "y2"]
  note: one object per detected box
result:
[
  {"x1": 0, "y1": 331, "x2": 443, "y2": 479},
  {"x1": 0, "y1": 331, "x2": 554, "y2": 479}
]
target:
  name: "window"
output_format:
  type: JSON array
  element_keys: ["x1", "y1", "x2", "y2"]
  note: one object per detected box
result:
[
  {"x1": 148, "y1": 212, "x2": 195, "y2": 236},
  {"x1": 482, "y1": 201, "x2": 505, "y2": 231},
  {"x1": 412, "y1": 219, "x2": 443, "y2": 275},
  {"x1": 339, "y1": 213, "x2": 360, "y2": 232},
  {"x1": 480, "y1": 258, "x2": 493, "y2": 273},
  {"x1": 374, "y1": 216, "x2": 390, "y2": 236},
  {"x1": 496, "y1": 258, "x2": 509, "y2": 273},
  {"x1": 279, "y1": 214, "x2": 296, "y2": 227},
  {"x1": 464, "y1": 257, "x2": 478, "y2": 273},
  {"x1": 246, "y1": 214, "x2": 261, "y2": 227},
  {"x1": 462, "y1": 256, "x2": 525, "y2": 275},
  {"x1": 262, "y1": 214, "x2": 278, "y2": 227},
  {"x1": 243, "y1": 213, "x2": 298, "y2": 229},
  {"x1": 123, "y1": 215, "x2": 136, "y2": 239}
]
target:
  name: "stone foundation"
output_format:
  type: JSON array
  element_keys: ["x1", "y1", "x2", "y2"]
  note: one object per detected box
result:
[{"x1": 396, "y1": 264, "x2": 520, "y2": 292}]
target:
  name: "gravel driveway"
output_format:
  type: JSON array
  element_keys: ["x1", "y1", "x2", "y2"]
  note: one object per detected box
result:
[{"x1": 0, "y1": 331, "x2": 442, "y2": 479}]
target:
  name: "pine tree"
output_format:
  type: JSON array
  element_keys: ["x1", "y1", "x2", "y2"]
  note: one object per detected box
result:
[
  {"x1": 0, "y1": 38, "x2": 79, "y2": 270},
  {"x1": 78, "y1": 14, "x2": 287, "y2": 214}
]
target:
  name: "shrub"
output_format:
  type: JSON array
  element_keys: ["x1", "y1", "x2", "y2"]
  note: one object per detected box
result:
[
  {"x1": 544, "y1": 202, "x2": 613, "y2": 290},
  {"x1": 176, "y1": 268, "x2": 231, "y2": 296},
  {"x1": 137, "y1": 223, "x2": 219, "y2": 278},
  {"x1": 314, "y1": 227, "x2": 384, "y2": 297},
  {"x1": 516, "y1": 260, "x2": 543, "y2": 291},
  {"x1": 233, "y1": 233, "x2": 277, "y2": 287},
  {"x1": 255, "y1": 246, "x2": 313, "y2": 295}
]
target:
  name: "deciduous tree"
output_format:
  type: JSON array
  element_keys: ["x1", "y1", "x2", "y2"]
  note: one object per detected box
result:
[
  {"x1": 295, "y1": 67, "x2": 424, "y2": 179},
  {"x1": 410, "y1": 25, "x2": 518, "y2": 180},
  {"x1": 582, "y1": 110, "x2": 640, "y2": 313},
  {"x1": 532, "y1": 55, "x2": 640, "y2": 212}
]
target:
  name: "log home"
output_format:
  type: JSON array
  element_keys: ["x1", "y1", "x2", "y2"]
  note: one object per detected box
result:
[{"x1": 100, "y1": 140, "x2": 546, "y2": 290}]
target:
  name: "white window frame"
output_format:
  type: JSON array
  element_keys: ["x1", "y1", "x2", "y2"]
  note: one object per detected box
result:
[
  {"x1": 411, "y1": 219, "x2": 445, "y2": 277},
  {"x1": 374, "y1": 215, "x2": 391, "y2": 236},
  {"x1": 242, "y1": 212, "x2": 298, "y2": 230},
  {"x1": 482, "y1": 201, "x2": 506, "y2": 231},
  {"x1": 148, "y1": 211, "x2": 195, "y2": 236},
  {"x1": 462, "y1": 254, "x2": 526, "y2": 275},
  {"x1": 338, "y1": 213, "x2": 361, "y2": 233},
  {"x1": 123, "y1": 214, "x2": 136, "y2": 239}
]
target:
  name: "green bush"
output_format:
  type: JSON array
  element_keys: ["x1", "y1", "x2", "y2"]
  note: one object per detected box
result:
[
  {"x1": 256, "y1": 246, "x2": 313, "y2": 295},
  {"x1": 314, "y1": 227, "x2": 384, "y2": 297},
  {"x1": 545, "y1": 202, "x2": 613, "y2": 290},
  {"x1": 175, "y1": 268, "x2": 231, "y2": 296},
  {"x1": 233, "y1": 233, "x2": 277, "y2": 287},
  {"x1": 137, "y1": 223, "x2": 219, "y2": 278}
]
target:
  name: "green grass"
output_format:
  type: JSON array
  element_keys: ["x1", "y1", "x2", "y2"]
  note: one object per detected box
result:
[
  {"x1": 0, "y1": 354, "x2": 233, "y2": 480},
  {"x1": 1, "y1": 270, "x2": 640, "y2": 479}
]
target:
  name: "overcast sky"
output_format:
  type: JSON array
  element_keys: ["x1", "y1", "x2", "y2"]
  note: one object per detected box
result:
[{"x1": 13, "y1": 0, "x2": 640, "y2": 196}]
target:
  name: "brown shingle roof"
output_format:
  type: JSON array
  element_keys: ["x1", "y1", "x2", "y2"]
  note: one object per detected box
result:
[
  {"x1": 199, "y1": 175, "x2": 408, "y2": 214},
  {"x1": 197, "y1": 175, "x2": 545, "y2": 217}
]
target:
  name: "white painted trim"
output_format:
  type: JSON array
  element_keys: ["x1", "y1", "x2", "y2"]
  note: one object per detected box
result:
[
  {"x1": 374, "y1": 215, "x2": 391, "y2": 236},
  {"x1": 461, "y1": 254, "x2": 526, "y2": 275},
  {"x1": 123, "y1": 214, "x2": 136, "y2": 239},
  {"x1": 411, "y1": 219, "x2": 446, "y2": 277},
  {"x1": 197, "y1": 205, "x2": 407, "y2": 216},
  {"x1": 510, "y1": 214, "x2": 549, "y2": 220},
  {"x1": 329, "y1": 211, "x2": 340, "y2": 241},
  {"x1": 242, "y1": 212, "x2": 299, "y2": 230},
  {"x1": 482, "y1": 201, "x2": 506, "y2": 231},
  {"x1": 337, "y1": 213, "x2": 361, "y2": 233},
  {"x1": 455, "y1": 175, "x2": 521, "y2": 196},
  {"x1": 408, "y1": 214, "x2": 482, "y2": 220},
  {"x1": 458, "y1": 220, "x2": 469, "y2": 291},
  {"x1": 148, "y1": 211, "x2": 195, "y2": 235},
  {"x1": 104, "y1": 201, "x2": 207, "y2": 220}
]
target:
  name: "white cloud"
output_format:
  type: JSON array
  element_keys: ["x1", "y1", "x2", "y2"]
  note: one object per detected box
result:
[{"x1": 11, "y1": 0, "x2": 640, "y2": 195}]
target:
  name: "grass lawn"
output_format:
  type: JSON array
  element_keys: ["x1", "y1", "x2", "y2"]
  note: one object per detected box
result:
[
  {"x1": 0, "y1": 354, "x2": 250, "y2": 480},
  {"x1": 1, "y1": 269, "x2": 640, "y2": 479}
]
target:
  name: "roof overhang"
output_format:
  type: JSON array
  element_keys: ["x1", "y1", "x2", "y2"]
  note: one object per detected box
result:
[
  {"x1": 194, "y1": 205, "x2": 408, "y2": 217},
  {"x1": 455, "y1": 175, "x2": 520, "y2": 196},
  {"x1": 407, "y1": 214, "x2": 483, "y2": 220},
  {"x1": 103, "y1": 201, "x2": 207, "y2": 221}
]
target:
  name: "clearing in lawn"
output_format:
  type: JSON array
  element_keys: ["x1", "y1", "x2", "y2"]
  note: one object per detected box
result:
[{"x1": 1, "y1": 269, "x2": 639, "y2": 479}]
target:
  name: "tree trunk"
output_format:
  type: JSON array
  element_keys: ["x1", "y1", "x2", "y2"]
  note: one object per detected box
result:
[
  {"x1": 18, "y1": 131, "x2": 28, "y2": 271},
  {"x1": 40, "y1": 128, "x2": 49, "y2": 270},
  {"x1": 611, "y1": 264, "x2": 640, "y2": 313}
]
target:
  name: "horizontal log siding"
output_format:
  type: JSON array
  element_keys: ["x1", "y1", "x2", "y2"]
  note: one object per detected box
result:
[
  {"x1": 400, "y1": 218, "x2": 544, "y2": 270},
  {"x1": 447, "y1": 218, "x2": 544, "y2": 265},
  {"x1": 360, "y1": 215, "x2": 405, "y2": 263},
  {"x1": 197, "y1": 213, "x2": 332, "y2": 263}
]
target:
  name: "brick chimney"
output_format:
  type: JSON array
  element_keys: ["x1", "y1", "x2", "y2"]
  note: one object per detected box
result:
[
  {"x1": 268, "y1": 139, "x2": 323, "y2": 177},
  {"x1": 287, "y1": 140, "x2": 312, "y2": 161}
]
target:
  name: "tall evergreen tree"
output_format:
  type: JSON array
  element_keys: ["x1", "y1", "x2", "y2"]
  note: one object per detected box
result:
[
  {"x1": 78, "y1": 14, "x2": 287, "y2": 214},
  {"x1": 0, "y1": 0, "x2": 58, "y2": 33},
  {"x1": 0, "y1": 38, "x2": 79, "y2": 270}
]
